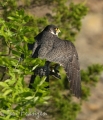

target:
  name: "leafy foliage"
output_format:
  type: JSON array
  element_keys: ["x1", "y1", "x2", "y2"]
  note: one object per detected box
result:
[
  {"x1": 0, "y1": 0, "x2": 103, "y2": 120},
  {"x1": 52, "y1": 2, "x2": 88, "y2": 41},
  {"x1": 81, "y1": 64, "x2": 103, "y2": 100},
  {"x1": 0, "y1": 3, "x2": 49, "y2": 119}
]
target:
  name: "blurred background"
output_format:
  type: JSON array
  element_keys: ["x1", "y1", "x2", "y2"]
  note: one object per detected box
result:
[
  {"x1": 73, "y1": 0, "x2": 103, "y2": 120},
  {"x1": 74, "y1": 0, "x2": 103, "y2": 120}
]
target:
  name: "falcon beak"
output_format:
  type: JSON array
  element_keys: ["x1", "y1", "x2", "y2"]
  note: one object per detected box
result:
[
  {"x1": 55, "y1": 28, "x2": 61, "y2": 35},
  {"x1": 56, "y1": 28, "x2": 61, "y2": 33}
]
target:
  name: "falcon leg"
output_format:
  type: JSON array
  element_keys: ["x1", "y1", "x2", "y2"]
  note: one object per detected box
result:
[{"x1": 42, "y1": 61, "x2": 50, "y2": 83}]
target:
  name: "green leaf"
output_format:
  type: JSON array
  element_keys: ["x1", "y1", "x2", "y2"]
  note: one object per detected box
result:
[
  {"x1": 25, "y1": 96, "x2": 34, "y2": 100},
  {"x1": 34, "y1": 96, "x2": 39, "y2": 102},
  {"x1": 23, "y1": 36, "x2": 28, "y2": 42},
  {"x1": 0, "y1": 82, "x2": 9, "y2": 88},
  {"x1": 32, "y1": 65, "x2": 39, "y2": 71},
  {"x1": 3, "y1": 89, "x2": 12, "y2": 96},
  {"x1": 7, "y1": 16, "x2": 15, "y2": 20},
  {"x1": 38, "y1": 76, "x2": 46, "y2": 86},
  {"x1": 43, "y1": 96, "x2": 51, "y2": 100}
]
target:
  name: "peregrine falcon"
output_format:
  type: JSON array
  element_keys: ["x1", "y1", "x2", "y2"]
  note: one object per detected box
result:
[{"x1": 31, "y1": 25, "x2": 81, "y2": 98}]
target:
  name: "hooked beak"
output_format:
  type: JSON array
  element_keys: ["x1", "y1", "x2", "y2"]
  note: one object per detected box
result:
[{"x1": 55, "y1": 28, "x2": 61, "y2": 35}]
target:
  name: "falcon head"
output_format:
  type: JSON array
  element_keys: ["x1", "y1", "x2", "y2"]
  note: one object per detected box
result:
[{"x1": 44, "y1": 25, "x2": 60, "y2": 36}]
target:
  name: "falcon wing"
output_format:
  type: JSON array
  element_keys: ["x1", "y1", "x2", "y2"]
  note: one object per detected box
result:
[
  {"x1": 41, "y1": 38, "x2": 81, "y2": 98},
  {"x1": 63, "y1": 47, "x2": 81, "y2": 98}
]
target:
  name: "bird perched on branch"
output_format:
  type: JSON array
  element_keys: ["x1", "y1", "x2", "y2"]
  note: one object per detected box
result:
[{"x1": 31, "y1": 25, "x2": 81, "y2": 98}]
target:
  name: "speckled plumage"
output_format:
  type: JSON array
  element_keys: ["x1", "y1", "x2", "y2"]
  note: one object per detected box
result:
[{"x1": 32, "y1": 25, "x2": 81, "y2": 98}]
